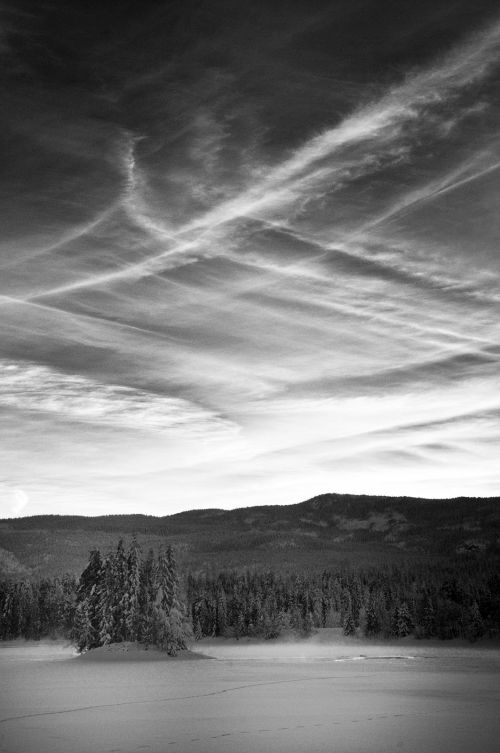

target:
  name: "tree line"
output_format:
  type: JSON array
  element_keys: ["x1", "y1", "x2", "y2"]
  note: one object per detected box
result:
[
  {"x1": 187, "y1": 557, "x2": 499, "y2": 642},
  {"x1": 1, "y1": 541, "x2": 499, "y2": 648}
]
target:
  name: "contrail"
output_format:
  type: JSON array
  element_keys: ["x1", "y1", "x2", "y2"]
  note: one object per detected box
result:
[
  {"x1": 0, "y1": 293, "x2": 182, "y2": 343},
  {"x1": 0, "y1": 204, "x2": 118, "y2": 270},
  {"x1": 20, "y1": 16, "x2": 500, "y2": 298},
  {"x1": 361, "y1": 158, "x2": 500, "y2": 232}
]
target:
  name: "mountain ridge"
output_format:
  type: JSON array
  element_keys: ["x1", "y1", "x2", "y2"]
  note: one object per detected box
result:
[{"x1": 1, "y1": 493, "x2": 499, "y2": 579}]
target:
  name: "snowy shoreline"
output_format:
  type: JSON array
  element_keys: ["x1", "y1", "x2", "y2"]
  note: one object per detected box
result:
[{"x1": 3, "y1": 626, "x2": 499, "y2": 664}]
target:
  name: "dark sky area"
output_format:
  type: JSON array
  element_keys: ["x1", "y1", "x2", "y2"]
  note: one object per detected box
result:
[{"x1": 1, "y1": 0, "x2": 500, "y2": 515}]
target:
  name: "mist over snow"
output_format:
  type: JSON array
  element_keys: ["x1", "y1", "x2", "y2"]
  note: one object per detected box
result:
[{"x1": 1, "y1": 1, "x2": 500, "y2": 515}]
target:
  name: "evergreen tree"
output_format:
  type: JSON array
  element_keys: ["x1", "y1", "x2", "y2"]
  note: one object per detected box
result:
[
  {"x1": 342, "y1": 593, "x2": 356, "y2": 637},
  {"x1": 125, "y1": 536, "x2": 142, "y2": 642},
  {"x1": 165, "y1": 546, "x2": 191, "y2": 651},
  {"x1": 194, "y1": 617, "x2": 203, "y2": 641},
  {"x1": 96, "y1": 554, "x2": 117, "y2": 646},
  {"x1": 139, "y1": 548, "x2": 156, "y2": 646},
  {"x1": 392, "y1": 601, "x2": 413, "y2": 638},
  {"x1": 364, "y1": 591, "x2": 382, "y2": 636},
  {"x1": 72, "y1": 598, "x2": 93, "y2": 652},
  {"x1": 417, "y1": 594, "x2": 436, "y2": 638},
  {"x1": 0, "y1": 584, "x2": 15, "y2": 639},
  {"x1": 216, "y1": 585, "x2": 228, "y2": 636},
  {"x1": 77, "y1": 549, "x2": 103, "y2": 648},
  {"x1": 464, "y1": 601, "x2": 485, "y2": 642},
  {"x1": 152, "y1": 546, "x2": 189, "y2": 654},
  {"x1": 113, "y1": 538, "x2": 129, "y2": 642}
]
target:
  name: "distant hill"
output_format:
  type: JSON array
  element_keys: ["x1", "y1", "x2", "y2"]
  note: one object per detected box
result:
[{"x1": 0, "y1": 493, "x2": 499, "y2": 580}]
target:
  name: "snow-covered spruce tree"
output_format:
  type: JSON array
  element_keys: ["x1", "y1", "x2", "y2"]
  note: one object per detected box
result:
[
  {"x1": 125, "y1": 536, "x2": 142, "y2": 642},
  {"x1": 72, "y1": 598, "x2": 93, "y2": 652},
  {"x1": 96, "y1": 553, "x2": 116, "y2": 646},
  {"x1": 342, "y1": 592, "x2": 356, "y2": 637},
  {"x1": 193, "y1": 617, "x2": 203, "y2": 641},
  {"x1": 364, "y1": 591, "x2": 383, "y2": 637},
  {"x1": 215, "y1": 584, "x2": 228, "y2": 636},
  {"x1": 392, "y1": 601, "x2": 413, "y2": 638},
  {"x1": 113, "y1": 538, "x2": 129, "y2": 643},
  {"x1": 152, "y1": 546, "x2": 190, "y2": 655},
  {"x1": 139, "y1": 548, "x2": 157, "y2": 647},
  {"x1": 19, "y1": 582, "x2": 41, "y2": 639},
  {"x1": 76, "y1": 548, "x2": 103, "y2": 649},
  {"x1": 166, "y1": 546, "x2": 192, "y2": 650},
  {"x1": 169, "y1": 548, "x2": 191, "y2": 628}
]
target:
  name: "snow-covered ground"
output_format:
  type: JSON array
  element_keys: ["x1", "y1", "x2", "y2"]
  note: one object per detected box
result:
[{"x1": 1, "y1": 635, "x2": 499, "y2": 753}]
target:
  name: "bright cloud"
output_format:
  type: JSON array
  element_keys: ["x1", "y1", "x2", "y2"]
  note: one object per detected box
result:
[{"x1": 0, "y1": 359, "x2": 236, "y2": 438}]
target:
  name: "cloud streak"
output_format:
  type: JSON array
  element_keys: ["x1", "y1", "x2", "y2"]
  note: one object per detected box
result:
[{"x1": 0, "y1": 359, "x2": 236, "y2": 438}]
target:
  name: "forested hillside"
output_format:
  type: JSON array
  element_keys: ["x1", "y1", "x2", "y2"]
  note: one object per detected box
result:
[{"x1": 1, "y1": 493, "x2": 499, "y2": 580}]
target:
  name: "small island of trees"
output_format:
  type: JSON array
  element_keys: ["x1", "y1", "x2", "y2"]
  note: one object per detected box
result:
[
  {"x1": 72, "y1": 538, "x2": 191, "y2": 654},
  {"x1": 0, "y1": 538, "x2": 191, "y2": 655}
]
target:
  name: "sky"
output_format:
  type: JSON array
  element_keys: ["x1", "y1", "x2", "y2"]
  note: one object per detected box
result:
[{"x1": 1, "y1": 0, "x2": 500, "y2": 517}]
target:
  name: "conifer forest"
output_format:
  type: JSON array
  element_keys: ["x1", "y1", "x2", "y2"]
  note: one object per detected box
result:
[
  {"x1": 0, "y1": 539, "x2": 191, "y2": 654},
  {"x1": 1, "y1": 538, "x2": 499, "y2": 650}
]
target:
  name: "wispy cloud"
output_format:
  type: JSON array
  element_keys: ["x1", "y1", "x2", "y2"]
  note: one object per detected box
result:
[{"x1": 0, "y1": 359, "x2": 237, "y2": 438}]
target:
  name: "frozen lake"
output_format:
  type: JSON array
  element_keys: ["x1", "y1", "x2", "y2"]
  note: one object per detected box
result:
[{"x1": 1, "y1": 638, "x2": 499, "y2": 753}]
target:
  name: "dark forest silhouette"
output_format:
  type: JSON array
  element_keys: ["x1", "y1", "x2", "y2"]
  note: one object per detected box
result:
[{"x1": 187, "y1": 559, "x2": 498, "y2": 642}]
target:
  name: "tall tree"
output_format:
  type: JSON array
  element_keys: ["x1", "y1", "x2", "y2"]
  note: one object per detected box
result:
[{"x1": 125, "y1": 536, "x2": 142, "y2": 642}]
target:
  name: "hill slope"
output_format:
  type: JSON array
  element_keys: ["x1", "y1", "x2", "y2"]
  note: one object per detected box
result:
[{"x1": 1, "y1": 493, "x2": 499, "y2": 579}]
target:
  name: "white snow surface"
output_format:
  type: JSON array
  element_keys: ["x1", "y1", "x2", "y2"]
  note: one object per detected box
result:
[{"x1": 1, "y1": 635, "x2": 499, "y2": 753}]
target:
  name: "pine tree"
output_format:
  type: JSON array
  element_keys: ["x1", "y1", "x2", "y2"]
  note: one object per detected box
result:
[
  {"x1": 21, "y1": 582, "x2": 41, "y2": 639},
  {"x1": 96, "y1": 555, "x2": 116, "y2": 645},
  {"x1": 418, "y1": 594, "x2": 436, "y2": 638},
  {"x1": 125, "y1": 536, "x2": 142, "y2": 642},
  {"x1": 364, "y1": 591, "x2": 382, "y2": 637},
  {"x1": 165, "y1": 546, "x2": 190, "y2": 652},
  {"x1": 139, "y1": 548, "x2": 156, "y2": 646},
  {"x1": 77, "y1": 549, "x2": 103, "y2": 648},
  {"x1": 216, "y1": 585, "x2": 227, "y2": 636},
  {"x1": 464, "y1": 601, "x2": 485, "y2": 642},
  {"x1": 194, "y1": 618, "x2": 203, "y2": 641},
  {"x1": 72, "y1": 598, "x2": 93, "y2": 652},
  {"x1": 78, "y1": 549, "x2": 102, "y2": 600},
  {"x1": 113, "y1": 539, "x2": 129, "y2": 642},
  {"x1": 0, "y1": 585, "x2": 15, "y2": 639},
  {"x1": 152, "y1": 546, "x2": 189, "y2": 655},
  {"x1": 392, "y1": 601, "x2": 413, "y2": 638},
  {"x1": 341, "y1": 591, "x2": 356, "y2": 636}
]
